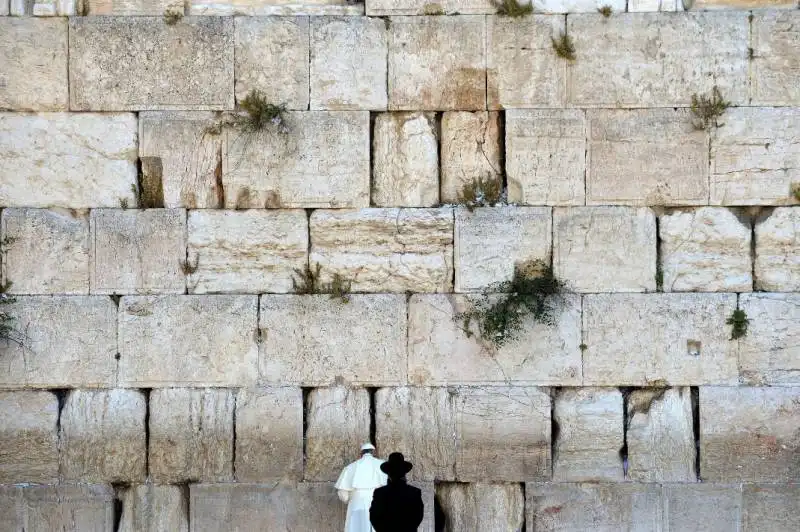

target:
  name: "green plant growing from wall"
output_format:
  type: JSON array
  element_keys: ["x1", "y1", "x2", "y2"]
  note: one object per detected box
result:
[
  {"x1": 292, "y1": 264, "x2": 352, "y2": 303},
  {"x1": 552, "y1": 32, "x2": 576, "y2": 61},
  {"x1": 457, "y1": 175, "x2": 503, "y2": 211},
  {"x1": 180, "y1": 255, "x2": 199, "y2": 276},
  {"x1": 791, "y1": 183, "x2": 800, "y2": 202},
  {"x1": 726, "y1": 308, "x2": 749, "y2": 340},
  {"x1": 164, "y1": 7, "x2": 183, "y2": 25},
  {"x1": 495, "y1": 0, "x2": 534, "y2": 17},
  {"x1": 0, "y1": 282, "x2": 21, "y2": 346},
  {"x1": 690, "y1": 86, "x2": 730, "y2": 130},
  {"x1": 234, "y1": 90, "x2": 289, "y2": 134},
  {"x1": 598, "y1": 5, "x2": 613, "y2": 16}
]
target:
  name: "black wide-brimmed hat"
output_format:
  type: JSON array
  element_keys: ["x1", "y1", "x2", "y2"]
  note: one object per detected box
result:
[{"x1": 381, "y1": 452, "x2": 413, "y2": 477}]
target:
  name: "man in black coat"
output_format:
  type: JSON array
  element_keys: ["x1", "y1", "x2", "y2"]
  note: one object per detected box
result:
[{"x1": 369, "y1": 452, "x2": 424, "y2": 531}]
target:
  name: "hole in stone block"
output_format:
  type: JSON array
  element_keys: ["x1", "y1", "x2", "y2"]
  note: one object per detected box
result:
[{"x1": 687, "y1": 340, "x2": 701, "y2": 357}]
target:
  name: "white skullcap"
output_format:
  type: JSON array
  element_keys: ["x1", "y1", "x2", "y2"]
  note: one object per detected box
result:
[{"x1": 360, "y1": 443, "x2": 376, "y2": 451}]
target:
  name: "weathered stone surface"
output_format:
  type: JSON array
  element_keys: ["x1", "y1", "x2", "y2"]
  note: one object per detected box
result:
[
  {"x1": 692, "y1": 0, "x2": 796, "y2": 8},
  {"x1": 388, "y1": 16, "x2": 486, "y2": 110},
  {"x1": 223, "y1": 111, "x2": 370, "y2": 209},
  {"x1": 751, "y1": 12, "x2": 800, "y2": 106},
  {"x1": 438, "y1": 483, "x2": 524, "y2": 531},
  {"x1": 663, "y1": 484, "x2": 742, "y2": 532},
  {"x1": 69, "y1": 17, "x2": 234, "y2": 110},
  {"x1": 118, "y1": 295, "x2": 258, "y2": 387},
  {"x1": 90, "y1": 209, "x2": 186, "y2": 295},
  {"x1": 235, "y1": 387, "x2": 303, "y2": 482},
  {"x1": 85, "y1": 0, "x2": 179, "y2": 14},
  {"x1": 149, "y1": 388, "x2": 234, "y2": 483},
  {"x1": 119, "y1": 485, "x2": 188, "y2": 532},
  {"x1": 412, "y1": 482, "x2": 436, "y2": 532},
  {"x1": 627, "y1": 388, "x2": 696, "y2": 482},
  {"x1": 583, "y1": 294, "x2": 738, "y2": 385},
  {"x1": 367, "y1": 0, "x2": 495, "y2": 14},
  {"x1": 660, "y1": 207, "x2": 752, "y2": 292},
  {"x1": 1, "y1": 209, "x2": 89, "y2": 295},
  {"x1": 0, "y1": 0, "x2": 7, "y2": 14},
  {"x1": 61, "y1": 389, "x2": 147, "y2": 483},
  {"x1": 742, "y1": 484, "x2": 800, "y2": 532},
  {"x1": 309, "y1": 208, "x2": 454, "y2": 293},
  {"x1": 305, "y1": 387, "x2": 370, "y2": 481},
  {"x1": 739, "y1": 293, "x2": 800, "y2": 386},
  {"x1": 701, "y1": 386, "x2": 800, "y2": 482},
  {"x1": 533, "y1": 0, "x2": 626, "y2": 11},
  {"x1": 0, "y1": 391, "x2": 58, "y2": 483},
  {"x1": 0, "y1": 484, "x2": 115, "y2": 532},
  {"x1": 187, "y1": 210, "x2": 307, "y2": 294},
  {"x1": 10, "y1": 0, "x2": 76, "y2": 14},
  {"x1": 191, "y1": 0, "x2": 363, "y2": 15},
  {"x1": 0, "y1": 113, "x2": 138, "y2": 208},
  {"x1": 0, "y1": 296, "x2": 117, "y2": 388},
  {"x1": 259, "y1": 295, "x2": 407, "y2": 386},
  {"x1": 628, "y1": 0, "x2": 679, "y2": 10},
  {"x1": 440, "y1": 111, "x2": 502, "y2": 203},
  {"x1": 0, "y1": 18, "x2": 67, "y2": 111},
  {"x1": 234, "y1": 17, "x2": 309, "y2": 110},
  {"x1": 755, "y1": 208, "x2": 800, "y2": 292},
  {"x1": 554, "y1": 207, "x2": 657, "y2": 293},
  {"x1": 506, "y1": 109, "x2": 586, "y2": 206},
  {"x1": 568, "y1": 12, "x2": 749, "y2": 107},
  {"x1": 710, "y1": 108, "x2": 800, "y2": 206}
]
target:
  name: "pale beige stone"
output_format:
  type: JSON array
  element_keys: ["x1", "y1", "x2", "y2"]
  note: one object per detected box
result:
[
  {"x1": 440, "y1": 112, "x2": 502, "y2": 203},
  {"x1": 10, "y1": 0, "x2": 76, "y2": 14},
  {"x1": 309, "y1": 208, "x2": 454, "y2": 293},
  {"x1": 191, "y1": 0, "x2": 363, "y2": 15},
  {"x1": 119, "y1": 485, "x2": 188, "y2": 532},
  {"x1": 85, "y1": 0, "x2": 180, "y2": 14},
  {"x1": 61, "y1": 389, "x2": 147, "y2": 483},
  {"x1": 118, "y1": 295, "x2": 258, "y2": 387},
  {"x1": 506, "y1": 109, "x2": 586, "y2": 206},
  {"x1": 700, "y1": 386, "x2": 800, "y2": 482},
  {"x1": 235, "y1": 387, "x2": 303, "y2": 482},
  {"x1": 259, "y1": 295, "x2": 407, "y2": 386},
  {"x1": 438, "y1": 483, "x2": 524, "y2": 531},
  {"x1": 742, "y1": 484, "x2": 800, "y2": 532},
  {"x1": 628, "y1": 0, "x2": 679, "y2": 10},
  {"x1": 663, "y1": 484, "x2": 742, "y2": 532},
  {"x1": 739, "y1": 293, "x2": 800, "y2": 386},
  {"x1": 0, "y1": 484, "x2": 115, "y2": 532},
  {"x1": 755, "y1": 208, "x2": 800, "y2": 291},
  {"x1": 388, "y1": 16, "x2": 486, "y2": 110},
  {"x1": 69, "y1": 17, "x2": 234, "y2": 111},
  {"x1": 1, "y1": 0, "x2": 8, "y2": 14},
  {"x1": 0, "y1": 113, "x2": 138, "y2": 208},
  {"x1": 533, "y1": 0, "x2": 625, "y2": 11},
  {"x1": 752, "y1": 12, "x2": 800, "y2": 106},
  {"x1": 583, "y1": 294, "x2": 738, "y2": 385},
  {"x1": 187, "y1": 210, "x2": 308, "y2": 294},
  {"x1": 0, "y1": 391, "x2": 58, "y2": 483},
  {"x1": 367, "y1": 0, "x2": 496, "y2": 14},
  {"x1": 412, "y1": 482, "x2": 436, "y2": 532},
  {"x1": 149, "y1": 387, "x2": 234, "y2": 483},
  {"x1": 692, "y1": 0, "x2": 796, "y2": 8},
  {"x1": 223, "y1": 111, "x2": 370, "y2": 209}
]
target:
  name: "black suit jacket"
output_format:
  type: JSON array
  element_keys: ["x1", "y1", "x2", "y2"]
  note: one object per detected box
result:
[{"x1": 369, "y1": 480, "x2": 425, "y2": 532}]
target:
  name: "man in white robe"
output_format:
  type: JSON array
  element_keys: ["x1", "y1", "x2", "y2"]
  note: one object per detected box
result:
[{"x1": 335, "y1": 443, "x2": 388, "y2": 532}]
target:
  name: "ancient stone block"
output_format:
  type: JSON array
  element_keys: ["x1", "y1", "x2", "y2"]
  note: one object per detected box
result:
[
  {"x1": 0, "y1": 18, "x2": 67, "y2": 111},
  {"x1": 10, "y1": 0, "x2": 76, "y2": 14},
  {"x1": 259, "y1": 295, "x2": 407, "y2": 386},
  {"x1": 85, "y1": 0, "x2": 179, "y2": 14},
  {"x1": 751, "y1": 12, "x2": 800, "y2": 106},
  {"x1": 310, "y1": 208, "x2": 453, "y2": 293},
  {"x1": 412, "y1": 481, "x2": 436, "y2": 532},
  {"x1": 187, "y1": 210, "x2": 308, "y2": 294},
  {"x1": 505, "y1": 109, "x2": 586, "y2": 206},
  {"x1": 533, "y1": 0, "x2": 626, "y2": 11},
  {"x1": 739, "y1": 293, "x2": 800, "y2": 386},
  {"x1": 191, "y1": 0, "x2": 362, "y2": 15},
  {"x1": 583, "y1": 294, "x2": 738, "y2": 385},
  {"x1": 700, "y1": 386, "x2": 800, "y2": 482},
  {"x1": 367, "y1": 0, "x2": 497, "y2": 14},
  {"x1": 0, "y1": 484, "x2": 115, "y2": 532},
  {"x1": 692, "y1": 0, "x2": 796, "y2": 7},
  {"x1": 0, "y1": 296, "x2": 117, "y2": 388},
  {"x1": 388, "y1": 16, "x2": 486, "y2": 110},
  {"x1": 755, "y1": 208, "x2": 800, "y2": 291},
  {"x1": 118, "y1": 295, "x2": 258, "y2": 387},
  {"x1": 554, "y1": 207, "x2": 657, "y2": 293},
  {"x1": 61, "y1": 389, "x2": 147, "y2": 483},
  {"x1": 223, "y1": 111, "x2": 370, "y2": 209},
  {"x1": 372, "y1": 112, "x2": 439, "y2": 207},
  {"x1": 0, "y1": 391, "x2": 59, "y2": 483},
  {"x1": 149, "y1": 388, "x2": 234, "y2": 483},
  {"x1": 90, "y1": 209, "x2": 186, "y2": 295},
  {"x1": 742, "y1": 484, "x2": 800, "y2": 532},
  {"x1": 234, "y1": 16, "x2": 309, "y2": 110},
  {"x1": 1, "y1": 0, "x2": 7, "y2": 14},
  {"x1": 440, "y1": 111, "x2": 502, "y2": 203},
  {"x1": 659, "y1": 207, "x2": 752, "y2": 292},
  {"x1": 69, "y1": 16, "x2": 234, "y2": 110},
  {"x1": 1, "y1": 209, "x2": 89, "y2": 295},
  {"x1": 235, "y1": 387, "x2": 303, "y2": 482},
  {"x1": 119, "y1": 485, "x2": 188, "y2": 532},
  {"x1": 0, "y1": 113, "x2": 138, "y2": 208},
  {"x1": 628, "y1": 0, "x2": 680, "y2": 10},
  {"x1": 568, "y1": 12, "x2": 749, "y2": 107},
  {"x1": 663, "y1": 484, "x2": 742, "y2": 532},
  {"x1": 437, "y1": 483, "x2": 524, "y2": 531}
]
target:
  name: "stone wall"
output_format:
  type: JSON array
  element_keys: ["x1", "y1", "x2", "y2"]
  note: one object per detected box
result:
[{"x1": 1, "y1": 1, "x2": 799, "y2": 531}]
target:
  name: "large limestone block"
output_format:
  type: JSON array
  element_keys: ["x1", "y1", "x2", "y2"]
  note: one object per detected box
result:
[
  {"x1": 0, "y1": 113, "x2": 137, "y2": 208},
  {"x1": 662, "y1": 484, "x2": 742, "y2": 532},
  {"x1": 438, "y1": 483, "x2": 524, "y2": 531},
  {"x1": 1, "y1": 0, "x2": 7, "y2": 14},
  {"x1": 118, "y1": 295, "x2": 258, "y2": 387},
  {"x1": 742, "y1": 484, "x2": 800, "y2": 532},
  {"x1": 583, "y1": 294, "x2": 738, "y2": 385},
  {"x1": 412, "y1": 481, "x2": 436, "y2": 532},
  {"x1": 191, "y1": 0, "x2": 363, "y2": 15},
  {"x1": 187, "y1": 210, "x2": 308, "y2": 294},
  {"x1": 90, "y1": 209, "x2": 186, "y2": 295},
  {"x1": 310, "y1": 208, "x2": 453, "y2": 293},
  {"x1": 367, "y1": 0, "x2": 496, "y2": 14},
  {"x1": 1, "y1": 209, "x2": 89, "y2": 295},
  {"x1": 532, "y1": 0, "x2": 626, "y2": 11},
  {"x1": 568, "y1": 12, "x2": 749, "y2": 107},
  {"x1": 440, "y1": 111, "x2": 502, "y2": 203},
  {"x1": 84, "y1": 0, "x2": 180, "y2": 14},
  {"x1": 259, "y1": 295, "x2": 407, "y2": 385},
  {"x1": 388, "y1": 16, "x2": 486, "y2": 110},
  {"x1": 692, "y1": 0, "x2": 796, "y2": 7},
  {"x1": 0, "y1": 296, "x2": 117, "y2": 388},
  {"x1": 119, "y1": 485, "x2": 188, "y2": 532},
  {"x1": 554, "y1": 207, "x2": 657, "y2": 293},
  {"x1": 69, "y1": 17, "x2": 234, "y2": 111},
  {"x1": 408, "y1": 294, "x2": 582, "y2": 386},
  {"x1": 506, "y1": 109, "x2": 586, "y2": 206},
  {"x1": 223, "y1": 111, "x2": 370, "y2": 209},
  {"x1": 149, "y1": 388, "x2": 234, "y2": 483},
  {"x1": 700, "y1": 386, "x2": 800, "y2": 482},
  {"x1": 0, "y1": 391, "x2": 59, "y2": 483},
  {"x1": 235, "y1": 387, "x2": 303, "y2": 482},
  {"x1": 61, "y1": 389, "x2": 147, "y2": 483},
  {"x1": 739, "y1": 293, "x2": 800, "y2": 386},
  {"x1": 372, "y1": 112, "x2": 439, "y2": 207},
  {"x1": 751, "y1": 12, "x2": 800, "y2": 106},
  {"x1": 659, "y1": 207, "x2": 752, "y2": 292},
  {"x1": 9, "y1": 0, "x2": 76, "y2": 14},
  {"x1": 710, "y1": 108, "x2": 800, "y2": 206},
  {"x1": 626, "y1": 388, "x2": 696, "y2": 482},
  {"x1": 305, "y1": 387, "x2": 370, "y2": 481},
  {"x1": 755, "y1": 208, "x2": 800, "y2": 291},
  {"x1": 0, "y1": 484, "x2": 115, "y2": 532},
  {"x1": 0, "y1": 18, "x2": 67, "y2": 111},
  {"x1": 628, "y1": 0, "x2": 680, "y2": 10}
]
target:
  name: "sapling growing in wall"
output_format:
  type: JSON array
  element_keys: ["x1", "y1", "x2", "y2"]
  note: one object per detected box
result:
[
  {"x1": 726, "y1": 309, "x2": 749, "y2": 340},
  {"x1": 457, "y1": 175, "x2": 503, "y2": 211},
  {"x1": 552, "y1": 32, "x2": 576, "y2": 61},
  {"x1": 494, "y1": 0, "x2": 534, "y2": 17},
  {"x1": 598, "y1": 5, "x2": 613, "y2": 17},
  {"x1": 690, "y1": 86, "x2": 729, "y2": 130},
  {"x1": 163, "y1": 7, "x2": 183, "y2": 25}
]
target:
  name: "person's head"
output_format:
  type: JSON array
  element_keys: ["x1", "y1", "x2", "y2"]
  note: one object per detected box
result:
[
  {"x1": 360, "y1": 442, "x2": 375, "y2": 456},
  {"x1": 380, "y1": 452, "x2": 413, "y2": 481}
]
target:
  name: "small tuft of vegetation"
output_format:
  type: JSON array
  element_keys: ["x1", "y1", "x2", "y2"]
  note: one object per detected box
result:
[
  {"x1": 164, "y1": 8, "x2": 183, "y2": 25},
  {"x1": 495, "y1": 0, "x2": 534, "y2": 17},
  {"x1": 292, "y1": 264, "x2": 352, "y2": 303},
  {"x1": 180, "y1": 255, "x2": 199, "y2": 276},
  {"x1": 791, "y1": 182, "x2": 800, "y2": 202},
  {"x1": 457, "y1": 176, "x2": 503, "y2": 211},
  {"x1": 552, "y1": 32, "x2": 576, "y2": 61},
  {"x1": 119, "y1": 198, "x2": 129, "y2": 209},
  {"x1": 598, "y1": 5, "x2": 612, "y2": 16},
  {"x1": 655, "y1": 261, "x2": 663, "y2": 292},
  {"x1": 579, "y1": 343, "x2": 588, "y2": 351},
  {"x1": 422, "y1": 2, "x2": 445, "y2": 14},
  {"x1": 690, "y1": 86, "x2": 730, "y2": 130},
  {"x1": 1, "y1": 281, "x2": 18, "y2": 345},
  {"x1": 235, "y1": 90, "x2": 288, "y2": 134},
  {"x1": 726, "y1": 309, "x2": 749, "y2": 340},
  {"x1": 325, "y1": 273, "x2": 352, "y2": 304}
]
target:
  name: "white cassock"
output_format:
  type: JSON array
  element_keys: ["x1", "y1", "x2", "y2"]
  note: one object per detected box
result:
[{"x1": 335, "y1": 454, "x2": 388, "y2": 532}]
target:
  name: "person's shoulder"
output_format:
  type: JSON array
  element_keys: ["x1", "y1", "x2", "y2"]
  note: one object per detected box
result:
[{"x1": 403, "y1": 484, "x2": 422, "y2": 496}]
